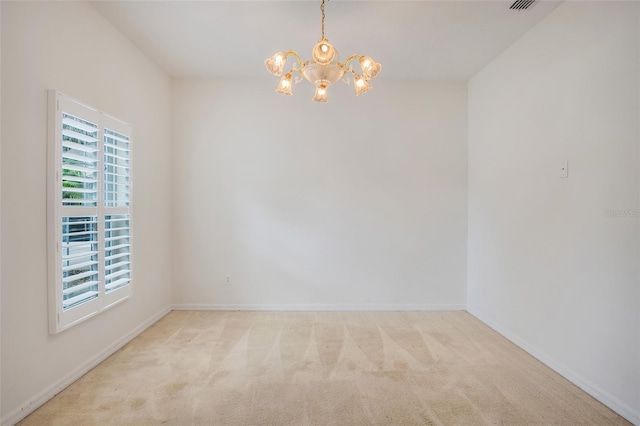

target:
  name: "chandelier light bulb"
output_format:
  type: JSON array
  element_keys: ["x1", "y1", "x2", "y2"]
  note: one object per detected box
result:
[{"x1": 264, "y1": 0, "x2": 381, "y2": 103}]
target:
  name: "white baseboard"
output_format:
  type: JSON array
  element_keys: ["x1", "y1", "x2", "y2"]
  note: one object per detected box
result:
[
  {"x1": 172, "y1": 303, "x2": 467, "y2": 312},
  {"x1": 2, "y1": 306, "x2": 172, "y2": 426},
  {"x1": 467, "y1": 305, "x2": 640, "y2": 426}
]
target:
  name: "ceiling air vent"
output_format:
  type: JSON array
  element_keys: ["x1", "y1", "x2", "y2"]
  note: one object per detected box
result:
[{"x1": 510, "y1": 0, "x2": 537, "y2": 10}]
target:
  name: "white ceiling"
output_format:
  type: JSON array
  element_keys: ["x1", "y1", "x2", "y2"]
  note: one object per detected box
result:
[{"x1": 92, "y1": 0, "x2": 563, "y2": 80}]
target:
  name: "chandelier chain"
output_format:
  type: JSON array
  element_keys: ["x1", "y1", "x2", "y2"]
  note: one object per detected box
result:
[{"x1": 321, "y1": 0, "x2": 325, "y2": 40}]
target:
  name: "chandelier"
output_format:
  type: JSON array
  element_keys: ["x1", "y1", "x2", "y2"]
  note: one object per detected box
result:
[{"x1": 264, "y1": 0, "x2": 381, "y2": 103}]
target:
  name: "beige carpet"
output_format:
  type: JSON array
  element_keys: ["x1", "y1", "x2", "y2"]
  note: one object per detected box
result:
[{"x1": 19, "y1": 311, "x2": 629, "y2": 425}]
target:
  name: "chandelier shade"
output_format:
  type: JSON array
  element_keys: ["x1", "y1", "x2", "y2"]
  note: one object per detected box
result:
[
  {"x1": 354, "y1": 74, "x2": 372, "y2": 96},
  {"x1": 300, "y1": 62, "x2": 345, "y2": 87},
  {"x1": 276, "y1": 73, "x2": 293, "y2": 96},
  {"x1": 312, "y1": 40, "x2": 337, "y2": 65},
  {"x1": 359, "y1": 56, "x2": 382, "y2": 80},
  {"x1": 312, "y1": 84, "x2": 329, "y2": 103},
  {"x1": 264, "y1": 0, "x2": 381, "y2": 103},
  {"x1": 265, "y1": 52, "x2": 286, "y2": 76}
]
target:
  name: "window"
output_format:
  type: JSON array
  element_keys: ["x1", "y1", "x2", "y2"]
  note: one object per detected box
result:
[{"x1": 48, "y1": 91, "x2": 133, "y2": 333}]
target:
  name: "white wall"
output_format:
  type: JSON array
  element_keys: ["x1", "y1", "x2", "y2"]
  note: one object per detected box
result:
[
  {"x1": 468, "y1": 1, "x2": 640, "y2": 422},
  {"x1": 171, "y1": 78, "x2": 468, "y2": 310},
  {"x1": 1, "y1": 2, "x2": 173, "y2": 423},
  {"x1": 0, "y1": 2, "x2": 3, "y2": 419}
]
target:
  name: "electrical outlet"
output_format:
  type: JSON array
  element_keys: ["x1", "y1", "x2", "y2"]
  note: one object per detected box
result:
[
  {"x1": 225, "y1": 275, "x2": 231, "y2": 286},
  {"x1": 560, "y1": 160, "x2": 568, "y2": 178}
]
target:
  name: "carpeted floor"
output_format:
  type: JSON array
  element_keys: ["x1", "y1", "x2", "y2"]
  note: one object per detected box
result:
[{"x1": 19, "y1": 311, "x2": 629, "y2": 425}]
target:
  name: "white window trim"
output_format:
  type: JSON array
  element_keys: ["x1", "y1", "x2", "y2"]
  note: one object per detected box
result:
[{"x1": 47, "y1": 90, "x2": 134, "y2": 334}]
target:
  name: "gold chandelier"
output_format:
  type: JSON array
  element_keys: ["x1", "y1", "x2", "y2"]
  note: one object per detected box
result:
[{"x1": 264, "y1": 0, "x2": 381, "y2": 103}]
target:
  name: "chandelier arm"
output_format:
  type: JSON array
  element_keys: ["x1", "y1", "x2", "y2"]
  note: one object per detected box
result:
[
  {"x1": 340, "y1": 54, "x2": 362, "y2": 69},
  {"x1": 287, "y1": 67, "x2": 304, "y2": 79},
  {"x1": 344, "y1": 66, "x2": 357, "y2": 84},
  {"x1": 285, "y1": 51, "x2": 305, "y2": 67}
]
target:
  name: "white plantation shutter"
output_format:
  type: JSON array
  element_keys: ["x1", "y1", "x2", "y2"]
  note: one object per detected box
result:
[
  {"x1": 61, "y1": 216, "x2": 100, "y2": 309},
  {"x1": 61, "y1": 114, "x2": 99, "y2": 206},
  {"x1": 101, "y1": 115, "x2": 133, "y2": 309},
  {"x1": 48, "y1": 91, "x2": 133, "y2": 333},
  {"x1": 104, "y1": 215, "x2": 131, "y2": 292},
  {"x1": 104, "y1": 128, "x2": 131, "y2": 208}
]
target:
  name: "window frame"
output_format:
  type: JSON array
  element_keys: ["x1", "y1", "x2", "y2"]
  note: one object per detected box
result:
[{"x1": 47, "y1": 91, "x2": 133, "y2": 334}]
